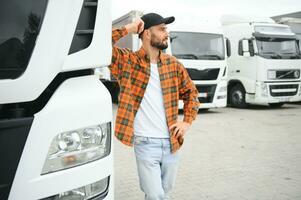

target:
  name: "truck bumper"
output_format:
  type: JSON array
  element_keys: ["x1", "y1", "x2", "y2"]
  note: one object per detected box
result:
[{"x1": 246, "y1": 81, "x2": 301, "y2": 105}]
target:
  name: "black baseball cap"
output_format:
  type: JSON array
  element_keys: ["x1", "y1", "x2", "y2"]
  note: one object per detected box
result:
[{"x1": 141, "y1": 13, "x2": 175, "y2": 30}]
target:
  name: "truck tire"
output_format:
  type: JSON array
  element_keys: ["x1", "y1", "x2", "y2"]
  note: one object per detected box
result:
[
  {"x1": 268, "y1": 103, "x2": 284, "y2": 108},
  {"x1": 229, "y1": 84, "x2": 247, "y2": 108}
]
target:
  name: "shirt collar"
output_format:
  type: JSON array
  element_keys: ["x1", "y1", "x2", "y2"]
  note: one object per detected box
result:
[{"x1": 137, "y1": 47, "x2": 165, "y2": 65}]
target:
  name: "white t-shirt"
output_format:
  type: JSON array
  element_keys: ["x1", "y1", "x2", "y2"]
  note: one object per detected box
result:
[{"x1": 133, "y1": 63, "x2": 170, "y2": 138}]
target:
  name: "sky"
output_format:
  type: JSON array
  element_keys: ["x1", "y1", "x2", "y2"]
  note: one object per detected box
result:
[{"x1": 111, "y1": 0, "x2": 301, "y2": 23}]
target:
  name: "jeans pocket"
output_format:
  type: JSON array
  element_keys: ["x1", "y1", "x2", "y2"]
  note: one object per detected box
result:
[{"x1": 134, "y1": 136, "x2": 149, "y2": 145}]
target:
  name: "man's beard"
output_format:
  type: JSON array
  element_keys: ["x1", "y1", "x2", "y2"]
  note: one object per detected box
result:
[{"x1": 150, "y1": 36, "x2": 168, "y2": 50}]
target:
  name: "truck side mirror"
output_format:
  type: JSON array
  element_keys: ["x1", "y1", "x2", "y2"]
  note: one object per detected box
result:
[
  {"x1": 238, "y1": 39, "x2": 254, "y2": 57},
  {"x1": 242, "y1": 40, "x2": 250, "y2": 56},
  {"x1": 226, "y1": 38, "x2": 231, "y2": 57}
]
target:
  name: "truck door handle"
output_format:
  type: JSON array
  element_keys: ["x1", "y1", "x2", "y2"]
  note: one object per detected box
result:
[{"x1": 236, "y1": 70, "x2": 240, "y2": 73}]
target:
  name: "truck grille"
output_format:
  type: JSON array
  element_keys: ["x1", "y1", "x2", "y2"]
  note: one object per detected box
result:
[
  {"x1": 269, "y1": 84, "x2": 299, "y2": 97},
  {"x1": 186, "y1": 68, "x2": 220, "y2": 80},
  {"x1": 276, "y1": 70, "x2": 300, "y2": 79},
  {"x1": 196, "y1": 84, "x2": 217, "y2": 103}
]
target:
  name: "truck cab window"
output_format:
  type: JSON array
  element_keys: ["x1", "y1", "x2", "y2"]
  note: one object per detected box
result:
[
  {"x1": 0, "y1": 0, "x2": 48, "y2": 80},
  {"x1": 256, "y1": 37, "x2": 301, "y2": 59}
]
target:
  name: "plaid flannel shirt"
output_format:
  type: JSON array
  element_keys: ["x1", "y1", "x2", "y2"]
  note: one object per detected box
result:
[{"x1": 109, "y1": 27, "x2": 200, "y2": 153}]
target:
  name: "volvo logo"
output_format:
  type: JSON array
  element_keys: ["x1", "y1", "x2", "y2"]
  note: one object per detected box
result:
[{"x1": 276, "y1": 70, "x2": 300, "y2": 79}]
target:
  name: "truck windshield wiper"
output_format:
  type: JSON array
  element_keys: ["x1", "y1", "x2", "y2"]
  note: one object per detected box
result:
[
  {"x1": 261, "y1": 52, "x2": 282, "y2": 59},
  {"x1": 198, "y1": 54, "x2": 223, "y2": 60},
  {"x1": 205, "y1": 55, "x2": 223, "y2": 60},
  {"x1": 280, "y1": 52, "x2": 301, "y2": 59},
  {"x1": 173, "y1": 54, "x2": 199, "y2": 59}
]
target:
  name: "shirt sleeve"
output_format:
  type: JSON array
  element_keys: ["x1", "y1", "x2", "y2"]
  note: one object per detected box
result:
[
  {"x1": 177, "y1": 61, "x2": 200, "y2": 124},
  {"x1": 108, "y1": 27, "x2": 132, "y2": 80}
]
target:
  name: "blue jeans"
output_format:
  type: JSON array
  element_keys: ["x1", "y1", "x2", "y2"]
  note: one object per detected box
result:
[{"x1": 134, "y1": 135, "x2": 180, "y2": 200}]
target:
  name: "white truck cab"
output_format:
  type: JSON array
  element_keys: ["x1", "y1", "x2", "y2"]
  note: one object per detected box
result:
[
  {"x1": 221, "y1": 15, "x2": 301, "y2": 108},
  {"x1": 0, "y1": 0, "x2": 114, "y2": 199},
  {"x1": 167, "y1": 23, "x2": 229, "y2": 109}
]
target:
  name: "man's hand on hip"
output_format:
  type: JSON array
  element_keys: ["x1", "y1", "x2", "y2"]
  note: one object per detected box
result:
[
  {"x1": 125, "y1": 18, "x2": 144, "y2": 34},
  {"x1": 169, "y1": 121, "x2": 191, "y2": 139}
]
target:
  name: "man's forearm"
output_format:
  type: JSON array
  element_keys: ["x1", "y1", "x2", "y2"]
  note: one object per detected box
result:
[
  {"x1": 125, "y1": 18, "x2": 144, "y2": 34},
  {"x1": 112, "y1": 18, "x2": 144, "y2": 45},
  {"x1": 112, "y1": 27, "x2": 128, "y2": 45},
  {"x1": 182, "y1": 91, "x2": 200, "y2": 124}
]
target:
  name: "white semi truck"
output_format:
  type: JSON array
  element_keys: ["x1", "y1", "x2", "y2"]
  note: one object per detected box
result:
[
  {"x1": 100, "y1": 10, "x2": 229, "y2": 110},
  {"x1": 167, "y1": 23, "x2": 229, "y2": 110},
  {"x1": 221, "y1": 15, "x2": 301, "y2": 108},
  {"x1": 0, "y1": 0, "x2": 114, "y2": 199}
]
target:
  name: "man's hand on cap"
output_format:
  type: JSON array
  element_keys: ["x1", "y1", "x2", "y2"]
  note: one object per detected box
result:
[{"x1": 125, "y1": 18, "x2": 144, "y2": 34}]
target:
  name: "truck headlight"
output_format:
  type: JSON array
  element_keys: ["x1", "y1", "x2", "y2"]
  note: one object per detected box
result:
[
  {"x1": 42, "y1": 123, "x2": 111, "y2": 174},
  {"x1": 42, "y1": 176, "x2": 110, "y2": 200},
  {"x1": 267, "y1": 70, "x2": 276, "y2": 79}
]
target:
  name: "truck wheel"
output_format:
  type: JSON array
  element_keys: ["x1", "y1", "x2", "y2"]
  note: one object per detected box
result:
[
  {"x1": 229, "y1": 84, "x2": 247, "y2": 108},
  {"x1": 268, "y1": 103, "x2": 284, "y2": 108}
]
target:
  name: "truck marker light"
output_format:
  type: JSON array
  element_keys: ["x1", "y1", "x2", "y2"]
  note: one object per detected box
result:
[{"x1": 63, "y1": 155, "x2": 77, "y2": 164}]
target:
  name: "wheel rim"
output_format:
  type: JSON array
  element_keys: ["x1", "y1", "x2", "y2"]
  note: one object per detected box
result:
[{"x1": 232, "y1": 90, "x2": 243, "y2": 105}]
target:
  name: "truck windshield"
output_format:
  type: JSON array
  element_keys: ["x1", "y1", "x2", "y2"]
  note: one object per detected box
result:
[
  {"x1": 256, "y1": 37, "x2": 301, "y2": 59},
  {"x1": 170, "y1": 32, "x2": 225, "y2": 60},
  {"x1": 0, "y1": 0, "x2": 48, "y2": 80}
]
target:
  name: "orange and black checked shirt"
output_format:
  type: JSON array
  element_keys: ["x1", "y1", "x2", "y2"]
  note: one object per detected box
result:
[{"x1": 109, "y1": 27, "x2": 200, "y2": 153}]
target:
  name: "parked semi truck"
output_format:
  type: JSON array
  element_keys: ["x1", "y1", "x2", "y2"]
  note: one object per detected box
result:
[
  {"x1": 168, "y1": 23, "x2": 229, "y2": 109},
  {"x1": 0, "y1": 0, "x2": 114, "y2": 199},
  {"x1": 221, "y1": 15, "x2": 301, "y2": 108},
  {"x1": 100, "y1": 10, "x2": 230, "y2": 110}
]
